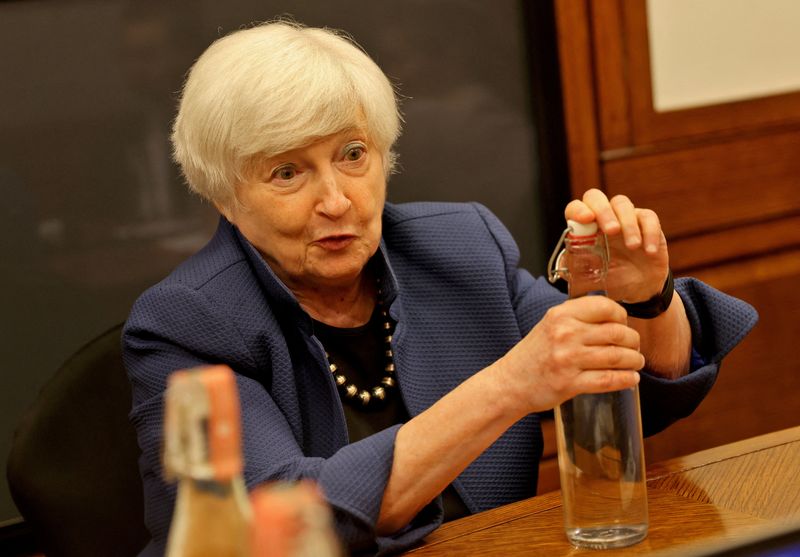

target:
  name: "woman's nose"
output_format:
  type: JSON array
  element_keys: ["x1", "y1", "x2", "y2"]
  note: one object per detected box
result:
[{"x1": 315, "y1": 170, "x2": 352, "y2": 218}]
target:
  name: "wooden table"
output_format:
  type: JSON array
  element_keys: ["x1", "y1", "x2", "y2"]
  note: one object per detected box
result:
[{"x1": 402, "y1": 426, "x2": 800, "y2": 555}]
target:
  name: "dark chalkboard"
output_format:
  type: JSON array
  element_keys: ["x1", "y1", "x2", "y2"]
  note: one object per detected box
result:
[{"x1": 0, "y1": 0, "x2": 557, "y2": 526}]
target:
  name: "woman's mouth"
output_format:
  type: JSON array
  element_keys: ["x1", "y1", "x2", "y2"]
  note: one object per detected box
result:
[{"x1": 314, "y1": 235, "x2": 356, "y2": 251}]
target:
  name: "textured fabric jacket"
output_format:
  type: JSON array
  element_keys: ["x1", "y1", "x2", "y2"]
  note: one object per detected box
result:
[{"x1": 123, "y1": 202, "x2": 758, "y2": 556}]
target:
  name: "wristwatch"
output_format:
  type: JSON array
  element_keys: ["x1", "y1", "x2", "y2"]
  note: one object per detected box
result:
[{"x1": 619, "y1": 270, "x2": 674, "y2": 319}]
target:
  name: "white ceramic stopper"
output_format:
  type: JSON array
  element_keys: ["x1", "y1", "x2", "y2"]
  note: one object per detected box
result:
[{"x1": 567, "y1": 220, "x2": 598, "y2": 236}]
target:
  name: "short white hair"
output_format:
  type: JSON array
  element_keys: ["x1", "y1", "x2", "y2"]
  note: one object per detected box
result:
[{"x1": 172, "y1": 21, "x2": 402, "y2": 207}]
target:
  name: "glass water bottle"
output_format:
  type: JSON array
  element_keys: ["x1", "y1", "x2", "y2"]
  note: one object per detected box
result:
[
  {"x1": 163, "y1": 365, "x2": 253, "y2": 557},
  {"x1": 548, "y1": 220, "x2": 648, "y2": 549}
]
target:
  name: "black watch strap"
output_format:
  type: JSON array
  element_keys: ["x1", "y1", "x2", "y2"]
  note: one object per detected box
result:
[{"x1": 619, "y1": 270, "x2": 674, "y2": 319}]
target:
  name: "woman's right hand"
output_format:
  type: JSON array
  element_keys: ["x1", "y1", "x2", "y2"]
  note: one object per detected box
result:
[{"x1": 494, "y1": 296, "x2": 644, "y2": 417}]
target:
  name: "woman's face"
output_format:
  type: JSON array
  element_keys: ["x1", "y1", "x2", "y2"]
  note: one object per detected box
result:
[{"x1": 221, "y1": 129, "x2": 386, "y2": 292}]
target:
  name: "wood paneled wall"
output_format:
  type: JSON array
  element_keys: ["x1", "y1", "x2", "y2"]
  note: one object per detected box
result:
[{"x1": 537, "y1": 0, "x2": 800, "y2": 494}]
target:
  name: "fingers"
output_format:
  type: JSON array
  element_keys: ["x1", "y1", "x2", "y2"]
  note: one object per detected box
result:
[
  {"x1": 564, "y1": 191, "x2": 619, "y2": 234},
  {"x1": 546, "y1": 299, "x2": 644, "y2": 397},
  {"x1": 582, "y1": 188, "x2": 620, "y2": 235},
  {"x1": 563, "y1": 189, "x2": 621, "y2": 235},
  {"x1": 510, "y1": 297, "x2": 646, "y2": 411},
  {"x1": 636, "y1": 208, "x2": 663, "y2": 254},
  {"x1": 557, "y1": 295, "x2": 628, "y2": 325},
  {"x1": 583, "y1": 322, "x2": 640, "y2": 350},
  {"x1": 565, "y1": 189, "x2": 664, "y2": 256},
  {"x1": 580, "y1": 344, "x2": 645, "y2": 372},
  {"x1": 611, "y1": 195, "x2": 641, "y2": 249},
  {"x1": 564, "y1": 199, "x2": 595, "y2": 224},
  {"x1": 572, "y1": 370, "x2": 641, "y2": 395}
]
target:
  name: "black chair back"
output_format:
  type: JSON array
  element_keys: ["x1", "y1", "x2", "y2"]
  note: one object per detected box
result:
[{"x1": 6, "y1": 323, "x2": 149, "y2": 557}]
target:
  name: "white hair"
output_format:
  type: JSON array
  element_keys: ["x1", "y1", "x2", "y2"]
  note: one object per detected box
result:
[{"x1": 172, "y1": 21, "x2": 402, "y2": 207}]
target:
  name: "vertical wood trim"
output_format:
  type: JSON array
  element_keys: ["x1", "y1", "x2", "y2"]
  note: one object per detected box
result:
[
  {"x1": 554, "y1": 0, "x2": 602, "y2": 196},
  {"x1": 620, "y1": 0, "x2": 657, "y2": 145},
  {"x1": 591, "y1": 0, "x2": 632, "y2": 149}
]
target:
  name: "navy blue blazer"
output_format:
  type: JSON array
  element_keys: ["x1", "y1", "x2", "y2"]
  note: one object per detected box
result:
[{"x1": 123, "y1": 202, "x2": 757, "y2": 556}]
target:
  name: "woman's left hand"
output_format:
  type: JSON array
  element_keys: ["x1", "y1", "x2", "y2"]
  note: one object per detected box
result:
[{"x1": 565, "y1": 188, "x2": 669, "y2": 303}]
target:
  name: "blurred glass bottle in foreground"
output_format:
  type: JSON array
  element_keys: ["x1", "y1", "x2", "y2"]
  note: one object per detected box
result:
[
  {"x1": 251, "y1": 481, "x2": 342, "y2": 557},
  {"x1": 547, "y1": 220, "x2": 648, "y2": 549},
  {"x1": 162, "y1": 365, "x2": 343, "y2": 557},
  {"x1": 163, "y1": 365, "x2": 252, "y2": 557}
]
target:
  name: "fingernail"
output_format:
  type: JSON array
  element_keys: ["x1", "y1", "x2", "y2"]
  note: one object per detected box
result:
[{"x1": 646, "y1": 244, "x2": 658, "y2": 253}]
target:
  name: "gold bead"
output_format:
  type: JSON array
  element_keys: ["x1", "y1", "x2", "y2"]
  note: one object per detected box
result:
[
  {"x1": 329, "y1": 363, "x2": 338, "y2": 373},
  {"x1": 381, "y1": 377, "x2": 396, "y2": 388},
  {"x1": 335, "y1": 374, "x2": 346, "y2": 386},
  {"x1": 385, "y1": 335, "x2": 392, "y2": 343},
  {"x1": 345, "y1": 384, "x2": 358, "y2": 397},
  {"x1": 358, "y1": 390, "x2": 371, "y2": 405},
  {"x1": 385, "y1": 363, "x2": 395, "y2": 373},
  {"x1": 372, "y1": 386, "x2": 386, "y2": 400},
  {"x1": 385, "y1": 349, "x2": 393, "y2": 358},
  {"x1": 383, "y1": 322, "x2": 391, "y2": 330}
]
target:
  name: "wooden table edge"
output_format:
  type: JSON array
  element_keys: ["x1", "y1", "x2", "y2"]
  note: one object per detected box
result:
[
  {"x1": 404, "y1": 492, "x2": 563, "y2": 552},
  {"x1": 404, "y1": 425, "x2": 800, "y2": 554},
  {"x1": 646, "y1": 425, "x2": 800, "y2": 480}
]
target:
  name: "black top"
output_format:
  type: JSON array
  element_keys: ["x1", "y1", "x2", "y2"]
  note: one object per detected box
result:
[{"x1": 312, "y1": 306, "x2": 470, "y2": 523}]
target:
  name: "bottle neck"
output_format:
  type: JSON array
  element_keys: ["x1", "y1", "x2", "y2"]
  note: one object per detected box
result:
[
  {"x1": 565, "y1": 233, "x2": 608, "y2": 299},
  {"x1": 163, "y1": 367, "x2": 252, "y2": 557},
  {"x1": 163, "y1": 366, "x2": 244, "y2": 483}
]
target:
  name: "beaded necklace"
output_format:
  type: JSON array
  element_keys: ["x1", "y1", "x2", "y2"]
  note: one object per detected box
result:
[{"x1": 323, "y1": 302, "x2": 396, "y2": 409}]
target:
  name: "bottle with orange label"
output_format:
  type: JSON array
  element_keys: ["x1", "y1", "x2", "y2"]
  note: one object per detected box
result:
[{"x1": 163, "y1": 365, "x2": 252, "y2": 557}]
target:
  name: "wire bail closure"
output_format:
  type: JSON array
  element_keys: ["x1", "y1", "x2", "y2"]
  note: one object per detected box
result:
[{"x1": 547, "y1": 226, "x2": 571, "y2": 284}]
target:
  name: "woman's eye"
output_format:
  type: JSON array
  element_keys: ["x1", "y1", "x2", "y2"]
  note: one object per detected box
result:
[
  {"x1": 344, "y1": 145, "x2": 365, "y2": 161},
  {"x1": 272, "y1": 166, "x2": 296, "y2": 181}
]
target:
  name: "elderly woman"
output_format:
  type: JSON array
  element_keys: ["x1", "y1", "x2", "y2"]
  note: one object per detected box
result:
[{"x1": 123, "y1": 21, "x2": 756, "y2": 556}]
